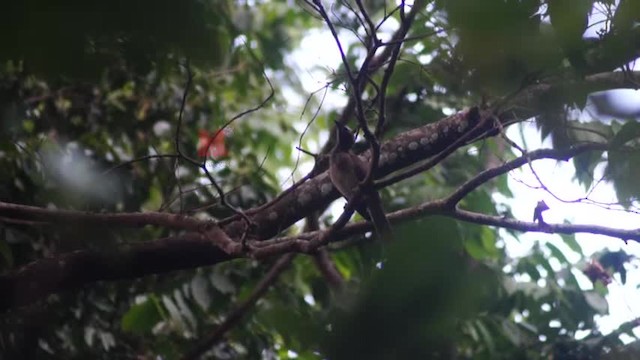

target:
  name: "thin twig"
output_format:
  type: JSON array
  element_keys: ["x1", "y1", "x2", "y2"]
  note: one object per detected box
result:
[
  {"x1": 443, "y1": 143, "x2": 609, "y2": 207},
  {"x1": 283, "y1": 83, "x2": 328, "y2": 186},
  {"x1": 375, "y1": 0, "x2": 419, "y2": 137},
  {"x1": 174, "y1": 60, "x2": 276, "y2": 241},
  {"x1": 175, "y1": 63, "x2": 201, "y2": 167},
  {"x1": 101, "y1": 154, "x2": 181, "y2": 176}
]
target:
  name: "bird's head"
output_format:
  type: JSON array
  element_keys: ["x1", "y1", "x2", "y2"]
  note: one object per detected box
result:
[{"x1": 334, "y1": 120, "x2": 356, "y2": 151}]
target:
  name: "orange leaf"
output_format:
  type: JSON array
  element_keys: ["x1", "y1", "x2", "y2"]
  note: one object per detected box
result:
[
  {"x1": 197, "y1": 129, "x2": 227, "y2": 158},
  {"x1": 583, "y1": 260, "x2": 612, "y2": 286}
]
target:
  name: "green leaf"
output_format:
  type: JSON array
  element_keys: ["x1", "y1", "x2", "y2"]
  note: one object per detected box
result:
[
  {"x1": 606, "y1": 149, "x2": 640, "y2": 205},
  {"x1": 191, "y1": 273, "x2": 212, "y2": 311},
  {"x1": 480, "y1": 227, "x2": 500, "y2": 258},
  {"x1": 559, "y1": 232, "x2": 583, "y2": 255},
  {"x1": 474, "y1": 319, "x2": 496, "y2": 355},
  {"x1": 546, "y1": 242, "x2": 569, "y2": 265},
  {"x1": 584, "y1": 291, "x2": 608, "y2": 315},
  {"x1": 464, "y1": 237, "x2": 488, "y2": 260},
  {"x1": 573, "y1": 151, "x2": 604, "y2": 189},
  {"x1": 532, "y1": 252, "x2": 556, "y2": 280},
  {"x1": 609, "y1": 121, "x2": 640, "y2": 148},
  {"x1": 121, "y1": 296, "x2": 163, "y2": 335},
  {"x1": 142, "y1": 180, "x2": 163, "y2": 211},
  {"x1": 501, "y1": 319, "x2": 525, "y2": 346},
  {"x1": 0, "y1": 0, "x2": 231, "y2": 79}
]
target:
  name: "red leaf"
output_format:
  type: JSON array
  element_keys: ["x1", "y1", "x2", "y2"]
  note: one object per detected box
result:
[
  {"x1": 583, "y1": 260, "x2": 612, "y2": 286},
  {"x1": 197, "y1": 129, "x2": 227, "y2": 158}
]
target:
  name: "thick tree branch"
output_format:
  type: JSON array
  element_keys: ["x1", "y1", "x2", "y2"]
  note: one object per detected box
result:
[
  {"x1": 238, "y1": 71, "x2": 640, "y2": 240},
  {"x1": 0, "y1": 233, "x2": 233, "y2": 312},
  {"x1": 242, "y1": 106, "x2": 493, "y2": 240}
]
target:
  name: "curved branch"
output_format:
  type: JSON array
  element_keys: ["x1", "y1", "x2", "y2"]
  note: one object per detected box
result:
[
  {"x1": 450, "y1": 208, "x2": 640, "y2": 243},
  {"x1": 250, "y1": 189, "x2": 640, "y2": 259},
  {"x1": 101, "y1": 154, "x2": 181, "y2": 176},
  {"x1": 444, "y1": 143, "x2": 609, "y2": 206}
]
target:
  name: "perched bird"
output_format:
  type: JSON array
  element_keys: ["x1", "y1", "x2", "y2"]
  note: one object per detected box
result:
[
  {"x1": 329, "y1": 121, "x2": 392, "y2": 240},
  {"x1": 533, "y1": 200, "x2": 550, "y2": 224}
]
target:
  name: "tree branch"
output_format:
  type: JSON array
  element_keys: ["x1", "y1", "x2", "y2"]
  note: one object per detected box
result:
[
  {"x1": 0, "y1": 233, "x2": 233, "y2": 312},
  {"x1": 0, "y1": 201, "x2": 208, "y2": 231},
  {"x1": 443, "y1": 143, "x2": 609, "y2": 206},
  {"x1": 450, "y1": 208, "x2": 640, "y2": 243}
]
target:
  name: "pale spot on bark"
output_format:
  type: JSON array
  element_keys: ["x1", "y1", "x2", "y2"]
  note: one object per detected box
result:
[
  {"x1": 379, "y1": 153, "x2": 388, "y2": 166},
  {"x1": 320, "y1": 182, "x2": 334, "y2": 195},
  {"x1": 457, "y1": 119, "x2": 468, "y2": 132},
  {"x1": 298, "y1": 192, "x2": 312, "y2": 206}
]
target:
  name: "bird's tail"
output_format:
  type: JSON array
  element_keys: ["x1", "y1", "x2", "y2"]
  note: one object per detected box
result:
[{"x1": 365, "y1": 192, "x2": 393, "y2": 242}]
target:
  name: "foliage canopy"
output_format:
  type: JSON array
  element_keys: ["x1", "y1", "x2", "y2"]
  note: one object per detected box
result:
[{"x1": 1, "y1": 0, "x2": 640, "y2": 359}]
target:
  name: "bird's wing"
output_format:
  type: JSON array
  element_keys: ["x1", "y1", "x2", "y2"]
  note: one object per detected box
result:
[
  {"x1": 350, "y1": 153, "x2": 370, "y2": 181},
  {"x1": 349, "y1": 154, "x2": 393, "y2": 240},
  {"x1": 329, "y1": 152, "x2": 363, "y2": 199},
  {"x1": 329, "y1": 151, "x2": 393, "y2": 240}
]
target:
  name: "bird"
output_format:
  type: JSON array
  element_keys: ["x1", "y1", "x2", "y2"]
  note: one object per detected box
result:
[
  {"x1": 329, "y1": 121, "x2": 392, "y2": 240},
  {"x1": 533, "y1": 200, "x2": 550, "y2": 224}
]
